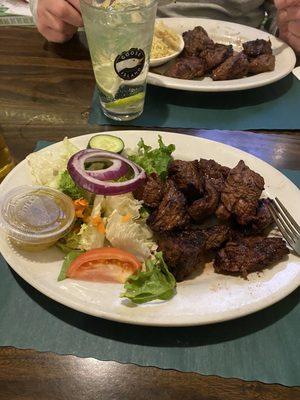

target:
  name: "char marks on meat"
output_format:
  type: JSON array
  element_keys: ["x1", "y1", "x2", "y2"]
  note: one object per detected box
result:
[
  {"x1": 133, "y1": 173, "x2": 164, "y2": 208},
  {"x1": 202, "y1": 225, "x2": 233, "y2": 251},
  {"x1": 168, "y1": 159, "x2": 204, "y2": 201},
  {"x1": 158, "y1": 225, "x2": 231, "y2": 281},
  {"x1": 199, "y1": 159, "x2": 230, "y2": 192},
  {"x1": 162, "y1": 27, "x2": 275, "y2": 81},
  {"x1": 200, "y1": 43, "x2": 233, "y2": 71},
  {"x1": 216, "y1": 160, "x2": 265, "y2": 225},
  {"x1": 166, "y1": 56, "x2": 206, "y2": 79},
  {"x1": 157, "y1": 227, "x2": 206, "y2": 281},
  {"x1": 248, "y1": 54, "x2": 275, "y2": 74},
  {"x1": 247, "y1": 198, "x2": 274, "y2": 234},
  {"x1": 214, "y1": 237, "x2": 289, "y2": 276},
  {"x1": 182, "y1": 26, "x2": 214, "y2": 57},
  {"x1": 188, "y1": 179, "x2": 220, "y2": 222},
  {"x1": 147, "y1": 179, "x2": 189, "y2": 232},
  {"x1": 212, "y1": 52, "x2": 249, "y2": 81},
  {"x1": 243, "y1": 39, "x2": 272, "y2": 57}
]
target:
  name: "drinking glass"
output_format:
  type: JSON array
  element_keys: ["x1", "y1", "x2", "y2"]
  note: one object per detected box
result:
[
  {"x1": 0, "y1": 136, "x2": 14, "y2": 183},
  {"x1": 80, "y1": 0, "x2": 157, "y2": 121}
]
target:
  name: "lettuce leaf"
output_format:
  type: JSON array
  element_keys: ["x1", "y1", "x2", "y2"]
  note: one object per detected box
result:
[
  {"x1": 128, "y1": 135, "x2": 175, "y2": 180},
  {"x1": 105, "y1": 210, "x2": 156, "y2": 261},
  {"x1": 58, "y1": 170, "x2": 87, "y2": 200},
  {"x1": 78, "y1": 195, "x2": 106, "y2": 251},
  {"x1": 57, "y1": 250, "x2": 83, "y2": 281},
  {"x1": 104, "y1": 193, "x2": 142, "y2": 219},
  {"x1": 56, "y1": 230, "x2": 81, "y2": 254},
  {"x1": 121, "y1": 252, "x2": 176, "y2": 304}
]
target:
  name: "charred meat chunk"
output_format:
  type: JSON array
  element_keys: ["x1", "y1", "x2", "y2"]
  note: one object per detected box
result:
[
  {"x1": 243, "y1": 39, "x2": 272, "y2": 57},
  {"x1": 158, "y1": 225, "x2": 231, "y2": 281},
  {"x1": 168, "y1": 159, "x2": 204, "y2": 201},
  {"x1": 188, "y1": 179, "x2": 220, "y2": 222},
  {"x1": 147, "y1": 179, "x2": 189, "y2": 232},
  {"x1": 212, "y1": 52, "x2": 249, "y2": 81},
  {"x1": 200, "y1": 43, "x2": 233, "y2": 71},
  {"x1": 202, "y1": 225, "x2": 233, "y2": 251},
  {"x1": 133, "y1": 173, "x2": 164, "y2": 208},
  {"x1": 166, "y1": 56, "x2": 206, "y2": 79},
  {"x1": 199, "y1": 159, "x2": 230, "y2": 192},
  {"x1": 216, "y1": 160, "x2": 265, "y2": 225},
  {"x1": 182, "y1": 26, "x2": 214, "y2": 57},
  {"x1": 248, "y1": 54, "x2": 275, "y2": 74},
  {"x1": 158, "y1": 227, "x2": 206, "y2": 281},
  {"x1": 247, "y1": 198, "x2": 274, "y2": 234},
  {"x1": 213, "y1": 236, "x2": 289, "y2": 277}
]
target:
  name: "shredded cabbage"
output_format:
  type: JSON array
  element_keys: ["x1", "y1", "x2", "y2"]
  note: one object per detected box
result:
[
  {"x1": 104, "y1": 193, "x2": 142, "y2": 219},
  {"x1": 26, "y1": 138, "x2": 79, "y2": 188},
  {"x1": 78, "y1": 195, "x2": 106, "y2": 251},
  {"x1": 105, "y1": 210, "x2": 156, "y2": 261}
]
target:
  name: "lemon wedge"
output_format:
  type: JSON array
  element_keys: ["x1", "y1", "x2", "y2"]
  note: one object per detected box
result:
[{"x1": 93, "y1": 63, "x2": 122, "y2": 98}]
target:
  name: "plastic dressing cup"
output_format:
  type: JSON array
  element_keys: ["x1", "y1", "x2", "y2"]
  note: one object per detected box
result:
[{"x1": 0, "y1": 186, "x2": 75, "y2": 251}]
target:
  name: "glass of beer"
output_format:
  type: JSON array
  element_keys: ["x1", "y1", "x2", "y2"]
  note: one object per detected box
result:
[
  {"x1": 0, "y1": 136, "x2": 14, "y2": 183},
  {"x1": 80, "y1": 0, "x2": 157, "y2": 121}
]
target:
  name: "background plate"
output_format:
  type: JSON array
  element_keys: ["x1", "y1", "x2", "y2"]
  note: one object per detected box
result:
[
  {"x1": 0, "y1": 130, "x2": 299, "y2": 326},
  {"x1": 148, "y1": 18, "x2": 296, "y2": 92}
]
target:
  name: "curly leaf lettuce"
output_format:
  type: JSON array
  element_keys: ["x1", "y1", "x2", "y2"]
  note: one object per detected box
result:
[
  {"x1": 58, "y1": 170, "x2": 87, "y2": 200},
  {"x1": 121, "y1": 252, "x2": 176, "y2": 304},
  {"x1": 128, "y1": 135, "x2": 175, "y2": 180}
]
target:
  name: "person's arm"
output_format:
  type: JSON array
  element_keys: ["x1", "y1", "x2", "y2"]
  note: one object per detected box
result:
[{"x1": 29, "y1": 0, "x2": 83, "y2": 43}]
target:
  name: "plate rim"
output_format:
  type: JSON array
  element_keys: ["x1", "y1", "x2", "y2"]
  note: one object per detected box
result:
[
  {"x1": 0, "y1": 130, "x2": 299, "y2": 327},
  {"x1": 148, "y1": 17, "x2": 297, "y2": 92}
]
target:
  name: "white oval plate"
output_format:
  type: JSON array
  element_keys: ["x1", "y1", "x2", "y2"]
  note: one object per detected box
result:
[
  {"x1": 148, "y1": 18, "x2": 296, "y2": 92},
  {"x1": 0, "y1": 131, "x2": 299, "y2": 326}
]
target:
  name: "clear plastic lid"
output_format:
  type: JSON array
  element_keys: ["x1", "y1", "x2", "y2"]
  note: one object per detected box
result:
[{"x1": 0, "y1": 186, "x2": 75, "y2": 244}]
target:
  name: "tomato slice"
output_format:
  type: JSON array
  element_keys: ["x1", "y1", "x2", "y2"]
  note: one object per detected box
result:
[{"x1": 66, "y1": 248, "x2": 141, "y2": 283}]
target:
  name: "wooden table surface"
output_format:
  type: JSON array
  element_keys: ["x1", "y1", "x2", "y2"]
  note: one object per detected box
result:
[{"x1": 0, "y1": 26, "x2": 299, "y2": 399}]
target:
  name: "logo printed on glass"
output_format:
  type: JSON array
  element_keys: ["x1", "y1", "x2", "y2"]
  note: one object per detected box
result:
[{"x1": 114, "y1": 48, "x2": 145, "y2": 80}]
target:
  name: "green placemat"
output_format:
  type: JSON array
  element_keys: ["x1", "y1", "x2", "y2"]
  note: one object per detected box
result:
[
  {"x1": 0, "y1": 140, "x2": 299, "y2": 386},
  {"x1": 89, "y1": 74, "x2": 300, "y2": 130}
]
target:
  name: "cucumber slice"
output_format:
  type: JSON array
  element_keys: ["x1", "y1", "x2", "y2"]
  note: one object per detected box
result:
[{"x1": 87, "y1": 134, "x2": 125, "y2": 153}]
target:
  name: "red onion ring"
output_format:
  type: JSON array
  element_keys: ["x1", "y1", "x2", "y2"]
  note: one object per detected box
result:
[
  {"x1": 85, "y1": 158, "x2": 128, "y2": 180},
  {"x1": 67, "y1": 149, "x2": 146, "y2": 195}
]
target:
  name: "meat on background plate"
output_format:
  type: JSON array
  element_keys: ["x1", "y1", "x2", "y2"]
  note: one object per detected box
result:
[
  {"x1": 182, "y1": 25, "x2": 214, "y2": 57},
  {"x1": 248, "y1": 53, "x2": 276, "y2": 74},
  {"x1": 166, "y1": 56, "x2": 207, "y2": 79},
  {"x1": 211, "y1": 52, "x2": 250, "y2": 81},
  {"x1": 200, "y1": 43, "x2": 233, "y2": 71},
  {"x1": 242, "y1": 38, "x2": 273, "y2": 57}
]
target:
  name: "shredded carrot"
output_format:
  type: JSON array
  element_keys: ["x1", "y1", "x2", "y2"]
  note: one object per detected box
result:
[
  {"x1": 91, "y1": 215, "x2": 102, "y2": 227},
  {"x1": 74, "y1": 198, "x2": 88, "y2": 207},
  {"x1": 73, "y1": 198, "x2": 89, "y2": 219},
  {"x1": 97, "y1": 222, "x2": 106, "y2": 234},
  {"x1": 121, "y1": 213, "x2": 132, "y2": 223}
]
